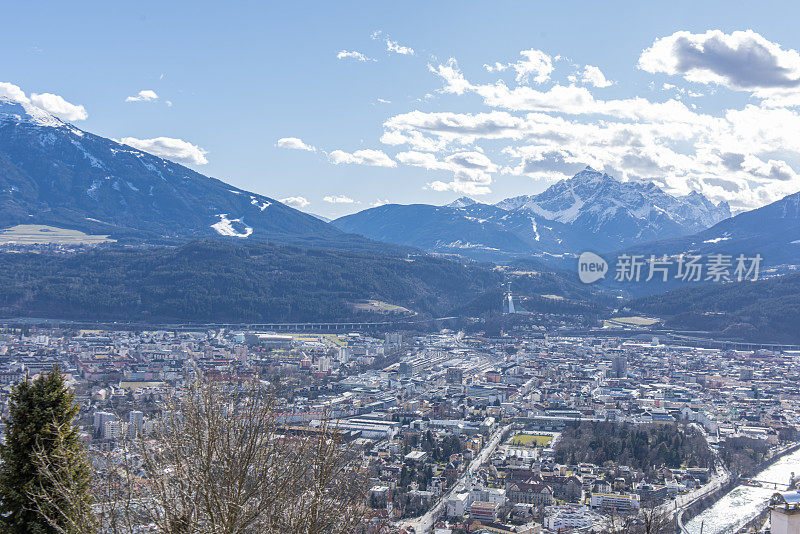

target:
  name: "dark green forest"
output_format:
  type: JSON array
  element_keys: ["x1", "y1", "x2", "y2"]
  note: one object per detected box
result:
[
  {"x1": 553, "y1": 422, "x2": 714, "y2": 474},
  {"x1": 0, "y1": 241, "x2": 502, "y2": 323},
  {"x1": 628, "y1": 273, "x2": 800, "y2": 342}
]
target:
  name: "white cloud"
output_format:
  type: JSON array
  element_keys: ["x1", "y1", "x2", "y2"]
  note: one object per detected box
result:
[
  {"x1": 483, "y1": 62, "x2": 509, "y2": 73},
  {"x1": 0, "y1": 83, "x2": 88, "y2": 122},
  {"x1": 426, "y1": 178, "x2": 491, "y2": 196},
  {"x1": 376, "y1": 98, "x2": 391, "y2": 104},
  {"x1": 485, "y1": 49, "x2": 554, "y2": 85},
  {"x1": 384, "y1": 110, "x2": 526, "y2": 148},
  {"x1": 323, "y1": 194, "x2": 357, "y2": 204},
  {"x1": 397, "y1": 150, "x2": 496, "y2": 195},
  {"x1": 280, "y1": 196, "x2": 310, "y2": 208},
  {"x1": 0, "y1": 82, "x2": 29, "y2": 103},
  {"x1": 277, "y1": 137, "x2": 316, "y2": 152},
  {"x1": 117, "y1": 136, "x2": 209, "y2": 165},
  {"x1": 386, "y1": 39, "x2": 414, "y2": 56},
  {"x1": 377, "y1": 54, "x2": 800, "y2": 208},
  {"x1": 337, "y1": 50, "x2": 374, "y2": 62},
  {"x1": 428, "y1": 58, "x2": 712, "y2": 125},
  {"x1": 286, "y1": 34, "x2": 800, "y2": 210},
  {"x1": 396, "y1": 150, "x2": 450, "y2": 171},
  {"x1": 125, "y1": 89, "x2": 159, "y2": 102},
  {"x1": 639, "y1": 30, "x2": 800, "y2": 103},
  {"x1": 428, "y1": 58, "x2": 472, "y2": 95},
  {"x1": 371, "y1": 198, "x2": 390, "y2": 207},
  {"x1": 373, "y1": 31, "x2": 414, "y2": 55},
  {"x1": 579, "y1": 65, "x2": 613, "y2": 88},
  {"x1": 29, "y1": 93, "x2": 88, "y2": 121},
  {"x1": 328, "y1": 148, "x2": 396, "y2": 167},
  {"x1": 478, "y1": 83, "x2": 707, "y2": 125},
  {"x1": 511, "y1": 49, "x2": 553, "y2": 84}
]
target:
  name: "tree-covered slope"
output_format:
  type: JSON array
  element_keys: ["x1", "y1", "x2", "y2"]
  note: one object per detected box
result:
[
  {"x1": 0, "y1": 241, "x2": 503, "y2": 323},
  {"x1": 628, "y1": 273, "x2": 800, "y2": 342}
]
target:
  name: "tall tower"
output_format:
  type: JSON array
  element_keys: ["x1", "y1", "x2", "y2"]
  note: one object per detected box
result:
[{"x1": 503, "y1": 283, "x2": 515, "y2": 314}]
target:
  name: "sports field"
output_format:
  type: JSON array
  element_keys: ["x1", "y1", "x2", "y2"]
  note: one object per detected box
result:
[{"x1": 508, "y1": 433, "x2": 554, "y2": 447}]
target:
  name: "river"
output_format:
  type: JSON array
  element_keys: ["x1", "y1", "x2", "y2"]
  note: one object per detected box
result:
[{"x1": 684, "y1": 447, "x2": 800, "y2": 534}]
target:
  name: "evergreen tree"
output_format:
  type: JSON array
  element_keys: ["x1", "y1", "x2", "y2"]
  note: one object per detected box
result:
[{"x1": 0, "y1": 367, "x2": 93, "y2": 534}]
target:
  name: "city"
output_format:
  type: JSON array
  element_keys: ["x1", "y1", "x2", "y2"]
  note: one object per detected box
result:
[
  {"x1": 2, "y1": 2, "x2": 800, "y2": 533},
  {"x1": 1, "y1": 314, "x2": 798, "y2": 532}
]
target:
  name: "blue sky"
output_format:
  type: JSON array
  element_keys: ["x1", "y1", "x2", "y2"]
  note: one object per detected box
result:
[{"x1": 3, "y1": 1, "x2": 800, "y2": 217}]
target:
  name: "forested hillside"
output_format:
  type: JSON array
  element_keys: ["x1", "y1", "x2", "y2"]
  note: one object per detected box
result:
[
  {"x1": 0, "y1": 241, "x2": 502, "y2": 323},
  {"x1": 628, "y1": 273, "x2": 800, "y2": 342}
]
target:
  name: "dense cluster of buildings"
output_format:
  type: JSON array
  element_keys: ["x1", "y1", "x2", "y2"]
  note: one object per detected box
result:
[{"x1": 0, "y1": 324, "x2": 798, "y2": 533}]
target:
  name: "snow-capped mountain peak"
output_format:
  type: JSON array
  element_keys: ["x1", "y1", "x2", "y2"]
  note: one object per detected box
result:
[
  {"x1": 495, "y1": 169, "x2": 731, "y2": 250},
  {"x1": 0, "y1": 97, "x2": 64, "y2": 128},
  {"x1": 0, "y1": 100, "x2": 353, "y2": 245},
  {"x1": 446, "y1": 196, "x2": 478, "y2": 208},
  {"x1": 333, "y1": 168, "x2": 739, "y2": 261},
  {"x1": 568, "y1": 165, "x2": 607, "y2": 184}
]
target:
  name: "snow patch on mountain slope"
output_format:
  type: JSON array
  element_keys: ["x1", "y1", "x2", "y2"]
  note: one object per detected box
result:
[
  {"x1": 530, "y1": 217, "x2": 540, "y2": 241},
  {"x1": 446, "y1": 197, "x2": 478, "y2": 208},
  {"x1": 139, "y1": 157, "x2": 166, "y2": 181},
  {"x1": 211, "y1": 214, "x2": 253, "y2": 238},
  {"x1": 249, "y1": 196, "x2": 271, "y2": 211},
  {"x1": 86, "y1": 180, "x2": 101, "y2": 200},
  {"x1": 437, "y1": 240, "x2": 499, "y2": 251},
  {"x1": 69, "y1": 139, "x2": 104, "y2": 169},
  {"x1": 703, "y1": 235, "x2": 731, "y2": 244}
]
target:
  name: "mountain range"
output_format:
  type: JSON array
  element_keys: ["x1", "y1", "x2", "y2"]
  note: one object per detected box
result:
[
  {"x1": 0, "y1": 97, "x2": 385, "y2": 252},
  {"x1": 9, "y1": 95, "x2": 791, "y2": 272},
  {"x1": 333, "y1": 167, "x2": 732, "y2": 261},
  {"x1": 1, "y1": 96, "x2": 799, "y2": 339},
  {"x1": 619, "y1": 189, "x2": 800, "y2": 270}
]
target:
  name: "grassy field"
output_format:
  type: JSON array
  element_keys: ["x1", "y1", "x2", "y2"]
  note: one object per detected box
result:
[
  {"x1": 604, "y1": 315, "x2": 660, "y2": 327},
  {"x1": 0, "y1": 225, "x2": 114, "y2": 245},
  {"x1": 508, "y1": 433, "x2": 554, "y2": 447},
  {"x1": 351, "y1": 299, "x2": 412, "y2": 314}
]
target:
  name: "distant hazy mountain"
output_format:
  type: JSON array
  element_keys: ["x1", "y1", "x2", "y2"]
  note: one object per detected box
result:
[
  {"x1": 334, "y1": 202, "x2": 564, "y2": 261},
  {"x1": 309, "y1": 213, "x2": 332, "y2": 223},
  {"x1": 446, "y1": 197, "x2": 479, "y2": 208},
  {"x1": 333, "y1": 167, "x2": 731, "y2": 260},
  {"x1": 0, "y1": 97, "x2": 374, "y2": 249},
  {"x1": 620, "y1": 189, "x2": 800, "y2": 268}
]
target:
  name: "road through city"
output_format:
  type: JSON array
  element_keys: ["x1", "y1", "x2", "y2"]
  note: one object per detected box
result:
[{"x1": 400, "y1": 424, "x2": 511, "y2": 534}]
